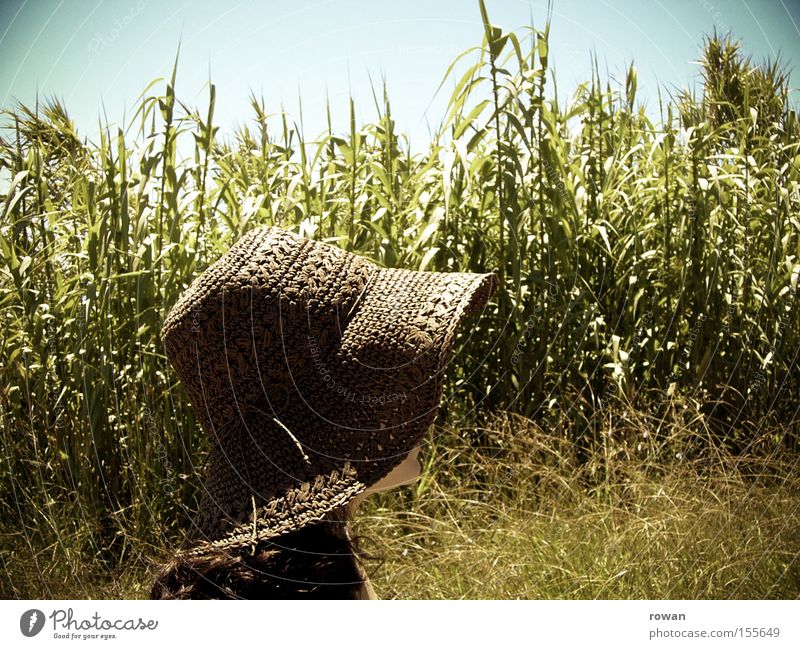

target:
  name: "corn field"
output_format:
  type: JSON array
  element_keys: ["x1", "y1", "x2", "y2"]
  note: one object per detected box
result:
[{"x1": 1, "y1": 4, "x2": 799, "y2": 594}]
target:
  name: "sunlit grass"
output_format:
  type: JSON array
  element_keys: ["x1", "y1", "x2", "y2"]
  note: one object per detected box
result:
[
  {"x1": 1, "y1": 1, "x2": 798, "y2": 598},
  {"x1": 2, "y1": 395, "x2": 796, "y2": 599},
  {"x1": 359, "y1": 398, "x2": 800, "y2": 599}
]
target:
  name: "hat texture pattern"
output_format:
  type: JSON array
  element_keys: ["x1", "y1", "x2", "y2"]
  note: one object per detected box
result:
[{"x1": 162, "y1": 226, "x2": 497, "y2": 551}]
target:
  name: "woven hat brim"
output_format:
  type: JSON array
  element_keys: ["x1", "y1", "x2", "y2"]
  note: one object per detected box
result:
[
  {"x1": 337, "y1": 265, "x2": 499, "y2": 419},
  {"x1": 296, "y1": 264, "x2": 499, "y2": 485},
  {"x1": 187, "y1": 462, "x2": 367, "y2": 554}
]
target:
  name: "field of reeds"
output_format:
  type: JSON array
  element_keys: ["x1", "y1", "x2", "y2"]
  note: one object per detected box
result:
[{"x1": 1, "y1": 3, "x2": 799, "y2": 598}]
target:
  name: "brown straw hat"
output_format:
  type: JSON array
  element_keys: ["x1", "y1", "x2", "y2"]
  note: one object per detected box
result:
[{"x1": 162, "y1": 226, "x2": 497, "y2": 551}]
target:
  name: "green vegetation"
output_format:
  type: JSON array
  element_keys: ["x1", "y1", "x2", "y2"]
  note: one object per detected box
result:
[
  {"x1": 1, "y1": 2, "x2": 798, "y2": 598},
  {"x1": 361, "y1": 402, "x2": 800, "y2": 599}
]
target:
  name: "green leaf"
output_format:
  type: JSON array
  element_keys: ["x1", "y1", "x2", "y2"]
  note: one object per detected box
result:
[
  {"x1": 537, "y1": 29, "x2": 549, "y2": 67},
  {"x1": 18, "y1": 255, "x2": 32, "y2": 276},
  {"x1": 478, "y1": 0, "x2": 506, "y2": 61},
  {"x1": 488, "y1": 26, "x2": 508, "y2": 61},
  {"x1": 419, "y1": 245, "x2": 440, "y2": 271},
  {"x1": 453, "y1": 99, "x2": 490, "y2": 139},
  {"x1": 594, "y1": 224, "x2": 612, "y2": 255}
]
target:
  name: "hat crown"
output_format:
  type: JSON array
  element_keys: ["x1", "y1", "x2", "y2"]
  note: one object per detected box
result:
[{"x1": 162, "y1": 227, "x2": 372, "y2": 433}]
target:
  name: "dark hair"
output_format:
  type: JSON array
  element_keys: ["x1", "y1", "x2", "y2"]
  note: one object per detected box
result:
[{"x1": 150, "y1": 508, "x2": 375, "y2": 599}]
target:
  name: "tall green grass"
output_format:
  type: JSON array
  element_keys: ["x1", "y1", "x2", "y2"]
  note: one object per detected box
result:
[{"x1": 1, "y1": 2, "x2": 798, "y2": 597}]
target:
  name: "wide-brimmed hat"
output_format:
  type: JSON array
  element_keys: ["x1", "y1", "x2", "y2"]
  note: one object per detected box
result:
[{"x1": 162, "y1": 226, "x2": 497, "y2": 551}]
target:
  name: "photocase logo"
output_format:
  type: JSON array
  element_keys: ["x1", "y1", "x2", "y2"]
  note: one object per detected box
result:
[{"x1": 20, "y1": 609, "x2": 45, "y2": 637}]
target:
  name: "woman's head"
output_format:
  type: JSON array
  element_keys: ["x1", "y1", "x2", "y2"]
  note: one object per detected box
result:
[{"x1": 155, "y1": 226, "x2": 496, "y2": 598}]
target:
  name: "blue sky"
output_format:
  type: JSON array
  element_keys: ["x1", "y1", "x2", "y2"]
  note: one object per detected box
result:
[{"x1": 1, "y1": 0, "x2": 799, "y2": 148}]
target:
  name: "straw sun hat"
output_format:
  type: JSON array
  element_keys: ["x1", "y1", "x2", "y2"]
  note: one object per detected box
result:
[{"x1": 162, "y1": 226, "x2": 498, "y2": 551}]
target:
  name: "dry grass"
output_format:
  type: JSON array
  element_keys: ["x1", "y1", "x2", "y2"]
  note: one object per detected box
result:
[
  {"x1": 357, "y1": 397, "x2": 800, "y2": 599},
  {"x1": 5, "y1": 394, "x2": 796, "y2": 599}
]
